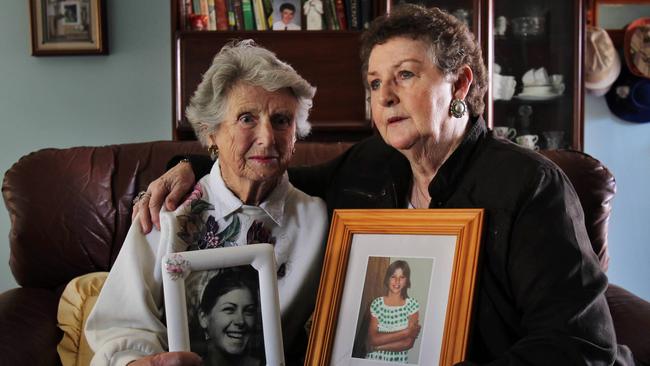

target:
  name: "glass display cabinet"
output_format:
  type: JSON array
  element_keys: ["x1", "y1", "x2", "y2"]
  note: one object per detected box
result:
[{"x1": 490, "y1": 0, "x2": 584, "y2": 150}]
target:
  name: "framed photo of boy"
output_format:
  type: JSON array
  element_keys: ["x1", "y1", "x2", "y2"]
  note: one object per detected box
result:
[
  {"x1": 162, "y1": 244, "x2": 284, "y2": 366},
  {"x1": 306, "y1": 209, "x2": 484, "y2": 366},
  {"x1": 271, "y1": 0, "x2": 302, "y2": 30},
  {"x1": 29, "y1": 0, "x2": 108, "y2": 56}
]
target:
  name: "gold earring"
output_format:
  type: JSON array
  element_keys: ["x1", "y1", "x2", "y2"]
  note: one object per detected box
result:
[
  {"x1": 449, "y1": 98, "x2": 467, "y2": 118},
  {"x1": 208, "y1": 145, "x2": 219, "y2": 160}
]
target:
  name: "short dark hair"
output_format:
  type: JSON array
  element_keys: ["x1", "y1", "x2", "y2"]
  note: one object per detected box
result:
[
  {"x1": 383, "y1": 260, "x2": 412, "y2": 299},
  {"x1": 360, "y1": 4, "x2": 488, "y2": 117},
  {"x1": 200, "y1": 267, "x2": 259, "y2": 314},
  {"x1": 280, "y1": 3, "x2": 295, "y2": 13}
]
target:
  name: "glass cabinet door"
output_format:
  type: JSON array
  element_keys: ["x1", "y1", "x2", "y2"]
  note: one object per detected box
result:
[{"x1": 490, "y1": 0, "x2": 584, "y2": 150}]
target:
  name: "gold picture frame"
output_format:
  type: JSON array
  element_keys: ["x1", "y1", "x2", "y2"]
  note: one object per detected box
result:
[
  {"x1": 306, "y1": 209, "x2": 484, "y2": 366},
  {"x1": 29, "y1": 0, "x2": 108, "y2": 56}
]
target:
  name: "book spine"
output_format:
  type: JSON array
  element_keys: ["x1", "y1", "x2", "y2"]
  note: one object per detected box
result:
[
  {"x1": 214, "y1": 0, "x2": 229, "y2": 29},
  {"x1": 359, "y1": 0, "x2": 371, "y2": 29},
  {"x1": 326, "y1": 0, "x2": 340, "y2": 30},
  {"x1": 231, "y1": 0, "x2": 245, "y2": 30},
  {"x1": 334, "y1": 0, "x2": 347, "y2": 30},
  {"x1": 241, "y1": 0, "x2": 256, "y2": 30},
  {"x1": 207, "y1": 0, "x2": 217, "y2": 30},
  {"x1": 226, "y1": 0, "x2": 236, "y2": 30},
  {"x1": 261, "y1": 0, "x2": 273, "y2": 28},
  {"x1": 193, "y1": 0, "x2": 202, "y2": 15},
  {"x1": 346, "y1": 0, "x2": 359, "y2": 30},
  {"x1": 200, "y1": 0, "x2": 209, "y2": 20},
  {"x1": 252, "y1": 0, "x2": 267, "y2": 30}
]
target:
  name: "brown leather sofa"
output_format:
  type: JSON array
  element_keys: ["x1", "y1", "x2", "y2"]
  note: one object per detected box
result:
[{"x1": 1, "y1": 141, "x2": 649, "y2": 366}]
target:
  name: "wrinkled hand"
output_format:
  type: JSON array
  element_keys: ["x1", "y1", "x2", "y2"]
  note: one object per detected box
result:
[
  {"x1": 128, "y1": 351, "x2": 202, "y2": 366},
  {"x1": 132, "y1": 161, "x2": 196, "y2": 233}
]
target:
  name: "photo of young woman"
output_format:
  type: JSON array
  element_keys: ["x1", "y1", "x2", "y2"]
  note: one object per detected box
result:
[{"x1": 194, "y1": 266, "x2": 264, "y2": 366}]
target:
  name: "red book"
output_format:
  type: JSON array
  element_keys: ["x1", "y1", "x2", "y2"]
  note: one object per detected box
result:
[
  {"x1": 334, "y1": 0, "x2": 347, "y2": 30},
  {"x1": 215, "y1": 0, "x2": 229, "y2": 29}
]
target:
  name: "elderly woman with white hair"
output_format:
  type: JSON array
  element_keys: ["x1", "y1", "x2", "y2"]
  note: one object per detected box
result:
[{"x1": 85, "y1": 40, "x2": 328, "y2": 366}]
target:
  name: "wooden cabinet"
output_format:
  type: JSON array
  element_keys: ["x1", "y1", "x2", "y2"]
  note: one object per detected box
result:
[{"x1": 171, "y1": 0, "x2": 584, "y2": 149}]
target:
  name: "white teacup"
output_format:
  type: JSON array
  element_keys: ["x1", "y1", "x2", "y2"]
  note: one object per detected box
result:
[
  {"x1": 550, "y1": 74, "x2": 565, "y2": 95},
  {"x1": 515, "y1": 134, "x2": 539, "y2": 150},
  {"x1": 493, "y1": 126, "x2": 517, "y2": 140}
]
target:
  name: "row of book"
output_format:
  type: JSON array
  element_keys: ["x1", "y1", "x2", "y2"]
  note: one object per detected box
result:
[{"x1": 177, "y1": 0, "x2": 377, "y2": 31}]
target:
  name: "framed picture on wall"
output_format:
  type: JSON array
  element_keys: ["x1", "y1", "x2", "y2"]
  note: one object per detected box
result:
[
  {"x1": 306, "y1": 209, "x2": 484, "y2": 366},
  {"x1": 29, "y1": 0, "x2": 108, "y2": 56},
  {"x1": 162, "y1": 244, "x2": 284, "y2": 366}
]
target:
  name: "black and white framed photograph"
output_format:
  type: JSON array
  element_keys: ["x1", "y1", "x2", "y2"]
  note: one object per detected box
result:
[{"x1": 162, "y1": 244, "x2": 284, "y2": 366}]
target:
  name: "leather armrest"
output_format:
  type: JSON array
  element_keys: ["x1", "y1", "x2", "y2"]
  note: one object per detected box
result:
[
  {"x1": 0, "y1": 287, "x2": 62, "y2": 366},
  {"x1": 606, "y1": 283, "x2": 650, "y2": 365}
]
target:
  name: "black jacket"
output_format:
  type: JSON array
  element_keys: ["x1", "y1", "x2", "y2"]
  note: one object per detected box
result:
[{"x1": 187, "y1": 118, "x2": 626, "y2": 365}]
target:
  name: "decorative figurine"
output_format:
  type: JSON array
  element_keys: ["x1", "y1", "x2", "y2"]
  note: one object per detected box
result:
[{"x1": 303, "y1": 0, "x2": 323, "y2": 30}]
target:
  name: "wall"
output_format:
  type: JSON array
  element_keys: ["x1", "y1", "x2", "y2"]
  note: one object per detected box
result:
[
  {"x1": 584, "y1": 94, "x2": 650, "y2": 300},
  {"x1": 0, "y1": 0, "x2": 171, "y2": 292}
]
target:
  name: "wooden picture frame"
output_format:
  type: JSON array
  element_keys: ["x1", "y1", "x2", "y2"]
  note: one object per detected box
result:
[
  {"x1": 162, "y1": 244, "x2": 284, "y2": 365},
  {"x1": 306, "y1": 209, "x2": 484, "y2": 366},
  {"x1": 587, "y1": 0, "x2": 650, "y2": 47},
  {"x1": 29, "y1": 0, "x2": 108, "y2": 56}
]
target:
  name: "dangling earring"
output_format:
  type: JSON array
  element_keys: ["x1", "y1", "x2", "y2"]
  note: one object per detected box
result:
[
  {"x1": 291, "y1": 146, "x2": 296, "y2": 155},
  {"x1": 449, "y1": 98, "x2": 467, "y2": 118},
  {"x1": 208, "y1": 145, "x2": 219, "y2": 160}
]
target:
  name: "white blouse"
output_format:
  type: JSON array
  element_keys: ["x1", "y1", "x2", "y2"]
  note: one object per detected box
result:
[{"x1": 86, "y1": 162, "x2": 328, "y2": 366}]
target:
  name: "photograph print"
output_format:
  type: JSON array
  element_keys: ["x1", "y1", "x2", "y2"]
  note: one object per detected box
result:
[
  {"x1": 352, "y1": 256, "x2": 434, "y2": 364},
  {"x1": 184, "y1": 265, "x2": 265, "y2": 366},
  {"x1": 272, "y1": 0, "x2": 301, "y2": 30}
]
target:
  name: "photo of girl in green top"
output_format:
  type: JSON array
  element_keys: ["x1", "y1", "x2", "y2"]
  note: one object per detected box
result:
[{"x1": 365, "y1": 260, "x2": 421, "y2": 363}]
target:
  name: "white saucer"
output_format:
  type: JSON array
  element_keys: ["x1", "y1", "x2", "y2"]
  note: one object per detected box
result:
[{"x1": 514, "y1": 92, "x2": 562, "y2": 101}]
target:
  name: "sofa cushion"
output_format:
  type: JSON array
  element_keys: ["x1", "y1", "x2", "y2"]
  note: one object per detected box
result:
[
  {"x1": 57, "y1": 272, "x2": 108, "y2": 366},
  {"x1": 0, "y1": 287, "x2": 62, "y2": 366}
]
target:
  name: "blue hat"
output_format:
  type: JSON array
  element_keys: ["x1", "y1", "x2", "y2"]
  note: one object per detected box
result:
[{"x1": 605, "y1": 63, "x2": 650, "y2": 123}]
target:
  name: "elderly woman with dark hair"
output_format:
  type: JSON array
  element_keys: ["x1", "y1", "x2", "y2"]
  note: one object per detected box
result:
[
  {"x1": 138, "y1": 4, "x2": 634, "y2": 365},
  {"x1": 85, "y1": 40, "x2": 328, "y2": 366}
]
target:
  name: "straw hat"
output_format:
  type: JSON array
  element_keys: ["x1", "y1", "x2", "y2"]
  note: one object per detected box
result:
[
  {"x1": 585, "y1": 26, "x2": 621, "y2": 96},
  {"x1": 624, "y1": 17, "x2": 650, "y2": 79}
]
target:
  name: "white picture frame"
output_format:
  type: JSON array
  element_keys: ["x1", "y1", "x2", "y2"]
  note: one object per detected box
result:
[{"x1": 162, "y1": 244, "x2": 284, "y2": 365}]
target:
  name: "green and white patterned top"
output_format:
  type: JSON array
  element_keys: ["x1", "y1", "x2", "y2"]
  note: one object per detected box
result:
[{"x1": 365, "y1": 296, "x2": 420, "y2": 363}]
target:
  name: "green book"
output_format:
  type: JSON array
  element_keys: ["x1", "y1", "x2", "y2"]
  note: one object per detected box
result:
[{"x1": 242, "y1": 0, "x2": 255, "y2": 30}]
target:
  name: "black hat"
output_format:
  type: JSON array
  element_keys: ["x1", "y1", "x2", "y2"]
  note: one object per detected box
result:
[{"x1": 605, "y1": 62, "x2": 650, "y2": 123}]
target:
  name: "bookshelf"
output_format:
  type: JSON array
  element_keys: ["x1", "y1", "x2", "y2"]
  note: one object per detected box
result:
[{"x1": 170, "y1": 0, "x2": 388, "y2": 141}]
